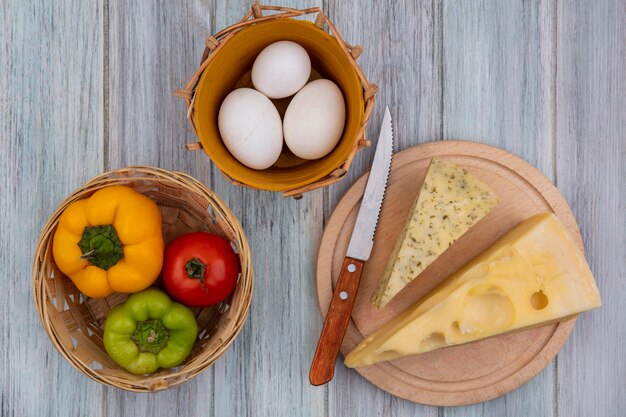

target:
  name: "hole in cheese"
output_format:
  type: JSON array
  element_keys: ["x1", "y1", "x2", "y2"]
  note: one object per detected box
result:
[
  {"x1": 531, "y1": 290, "x2": 549, "y2": 310},
  {"x1": 450, "y1": 321, "x2": 462, "y2": 337},
  {"x1": 462, "y1": 286, "x2": 515, "y2": 333},
  {"x1": 418, "y1": 332, "x2": 447, "y2": 351},
  {"x1": 373, "y1": 349, "x2": 403, "y2": 363}
]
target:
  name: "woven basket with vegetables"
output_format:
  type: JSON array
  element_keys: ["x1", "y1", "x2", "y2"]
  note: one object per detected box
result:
[{"x1": 32, "y1": 167, "x2": 253, "y2": 392}]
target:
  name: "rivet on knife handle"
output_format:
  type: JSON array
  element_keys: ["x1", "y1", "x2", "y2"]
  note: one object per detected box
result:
[{"x1": 309, "y1": 257, "x2": 365, "y2": 386}]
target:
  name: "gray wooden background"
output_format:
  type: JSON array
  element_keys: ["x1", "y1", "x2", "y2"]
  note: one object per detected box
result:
[{"x1": 1, "y1": 0, "x2": 624, "y2": 416}]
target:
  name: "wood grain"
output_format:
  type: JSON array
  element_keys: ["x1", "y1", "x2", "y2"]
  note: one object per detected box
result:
[
  {"x1": 2, "y1": 0, "x2": 624, "y2": 416},
  {"x1": 441, "y1": 1, "x2": 558, "y2": 415},
  {"x1": 325, "y1": 0, "x2": 443, "y2": 213},
  {"x1": 0, "y1": 1, "x2": 105, "y2": 416},
  {"x1": 208, "y1": 2, "x2": 326, "y2": 417},
  {"x1": 555, "y1": 1, "x2": 626, "y2": 415},
  {"x1": 105, "y1": 0, "x2": 213, "y2": 414},
  {"x1": 316, "y1": 141, "x2": 580, "y2": 406},
  {"x1": 324, "y1": 1, "x2": 441, "y2": 415}
]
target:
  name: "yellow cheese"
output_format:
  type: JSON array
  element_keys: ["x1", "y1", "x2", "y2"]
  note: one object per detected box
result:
[
  {"x1": 346, "y1": 213, "x2": 602, "y2": 368},
  {"x1": 371, "y1": 158, "x2": 499, "y2": 308}
]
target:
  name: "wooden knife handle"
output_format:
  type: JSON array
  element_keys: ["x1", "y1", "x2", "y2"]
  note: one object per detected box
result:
[{"x1": 309, "y1": 257, "x2": 365, "y2": 386}]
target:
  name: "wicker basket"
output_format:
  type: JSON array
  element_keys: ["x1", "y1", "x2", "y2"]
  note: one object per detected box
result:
[
  {"x1": 32, "y1": 167, "x2": 253, "y2": 392},
  {"x1": 176, "y1": 2, "x2": 377, "y2": 198}
]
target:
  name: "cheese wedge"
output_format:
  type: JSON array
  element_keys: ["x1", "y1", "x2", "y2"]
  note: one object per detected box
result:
[
  {"x1": 371, "y1": 157, "x2": 499, "y2": 308},
  {"x1": 346, "y1": 213, "x2": 602, "y2": 368}
]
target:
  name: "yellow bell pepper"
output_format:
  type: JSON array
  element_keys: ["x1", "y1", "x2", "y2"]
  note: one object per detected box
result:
[{"x1": 52, "y1": 186, "x2": 164, "y2": 299}]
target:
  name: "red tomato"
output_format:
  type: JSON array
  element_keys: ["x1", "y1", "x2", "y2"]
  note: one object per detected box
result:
[{"x1": 163, "y1": 232, "x2": 239, "y2": 307}]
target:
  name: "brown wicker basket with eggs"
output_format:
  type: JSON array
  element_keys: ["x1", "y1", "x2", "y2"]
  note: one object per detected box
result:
[{"x1": 177, "y1": 2, "x2": 377, "y2": 198}]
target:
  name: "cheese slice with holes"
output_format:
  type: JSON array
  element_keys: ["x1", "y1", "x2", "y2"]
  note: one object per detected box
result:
[
  {"x1": 371, "y1": 158, "x2": 499, "y2": 308},
  {"x1": 346, "y1": 213, "x2": 602, "y2": 368}
]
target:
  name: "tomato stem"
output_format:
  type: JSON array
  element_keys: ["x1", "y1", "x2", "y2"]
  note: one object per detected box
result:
[{"x1": 185, "y1": 258, "x2": 207, "y2": 289}]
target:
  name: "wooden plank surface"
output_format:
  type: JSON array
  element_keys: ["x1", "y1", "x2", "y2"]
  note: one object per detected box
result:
[
  {"x1": 1, "y1": 0, "x2": 624, "y2": 416},
  {"x1": 0, "y1": 1, "x2": 105, "y2": 416},
  {"x1": 105, "y1": 1, "x2": 213, "y2": 415},
  {"x1": 208, "y1": 3, "x2": 326, "y2": 417},
  {"x1": 324, "y1": 1, "x2": 441, "y2": 415},
  {"x1": 442, "y1": 1, "x2": 557, "y2": 416},
  {"x1": 555, "y1": 1, "x2": 625, "y2": 416},
  {"x1": 325, "y1": 0, "x2": 442, "y2": 214}
]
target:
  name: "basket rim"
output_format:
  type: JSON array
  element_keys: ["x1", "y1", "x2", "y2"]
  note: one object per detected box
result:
[{"x1": 32, "y1": 165, "x2": 254, "y2": 392}]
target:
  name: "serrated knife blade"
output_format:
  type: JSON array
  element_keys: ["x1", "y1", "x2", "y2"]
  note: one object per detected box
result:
[
  {"x1": 346, "y1": 106, "x2": 394, "y2": 261},
  {"x1": 310, "y1": 106, "x2": 394, "y2": 386}
]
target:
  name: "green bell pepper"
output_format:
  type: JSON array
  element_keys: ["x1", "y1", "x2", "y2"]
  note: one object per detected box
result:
[{"x1": 103, "y1": 288, "x2": 198, "y2": 374}]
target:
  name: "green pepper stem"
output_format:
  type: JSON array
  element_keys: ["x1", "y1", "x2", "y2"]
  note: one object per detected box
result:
[
  {"x1": 78, "y1": 225, "x2": 123, "y2": 270},
  {"x1": 131, "y1": 319, "x2": 170, "y2": 354}
]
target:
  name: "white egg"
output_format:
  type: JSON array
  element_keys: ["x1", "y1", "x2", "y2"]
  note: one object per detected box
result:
[
  {"x1": 218, "y1": 88, "x2": 283, "y2": 170},
  {"x1": 283, "y1": 79, "x2": 346, "y2": 160},
  {"x1": 252, "y1": 41, "x2": 311, "y2": 99}
]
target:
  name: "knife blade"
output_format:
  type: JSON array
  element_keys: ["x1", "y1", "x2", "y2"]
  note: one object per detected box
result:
[{"x1": 309, "y1": 106, "x2": 394, "y2": 386}]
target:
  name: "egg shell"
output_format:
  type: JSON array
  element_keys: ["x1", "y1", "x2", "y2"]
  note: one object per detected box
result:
[
  {"x1": 218, "y1": 88, "x2": 283, "y2": 170},
  {"x1": 251, "y1": 41, "x2": 311, "y2": 99},
  {"x1": 283, "y1": 79, "x2": 346, "y2": 160}
]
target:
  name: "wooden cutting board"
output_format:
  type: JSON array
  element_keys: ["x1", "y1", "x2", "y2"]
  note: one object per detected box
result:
[{"x1": 316, "y1": 140, "x2": 581, "y2": 406}]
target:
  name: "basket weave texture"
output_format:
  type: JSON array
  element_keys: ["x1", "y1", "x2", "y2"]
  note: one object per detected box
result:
[
  {"x1": 32, "y1": 167, "x2": 253, "y2": 392},
  {"x1": 177, "y1": 2, "x2": 378, "y2": 198}
]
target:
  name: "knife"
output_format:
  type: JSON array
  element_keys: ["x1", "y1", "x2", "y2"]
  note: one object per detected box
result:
[{"x1": 309, "y1": 106, "x2": 394, "y2": 386}]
